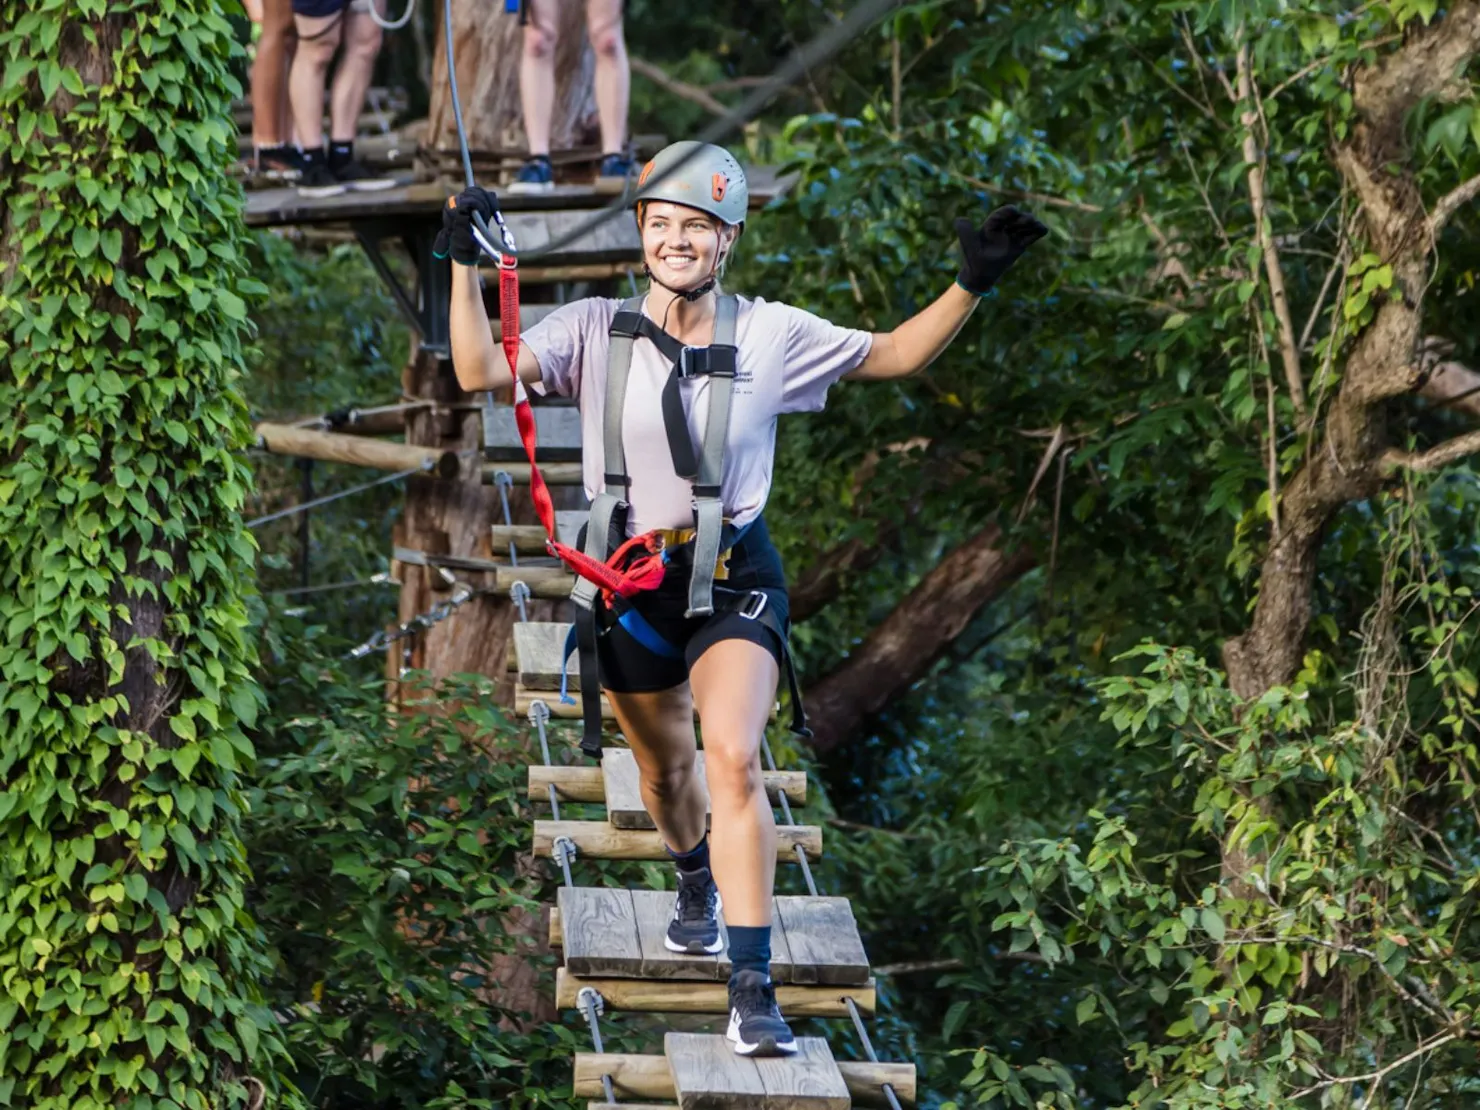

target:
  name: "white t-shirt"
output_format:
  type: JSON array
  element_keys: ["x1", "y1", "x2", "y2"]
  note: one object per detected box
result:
[{"x1": 521, "y1": 294, "x2": 873, "y2": 534}]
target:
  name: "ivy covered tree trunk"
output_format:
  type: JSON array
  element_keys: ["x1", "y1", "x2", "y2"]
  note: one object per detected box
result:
[{"x1": 0, "y1": 6, "x2": 294, "y2": 1109}]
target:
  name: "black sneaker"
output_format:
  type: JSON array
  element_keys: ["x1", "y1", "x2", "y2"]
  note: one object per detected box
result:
[
  {"x1": 331, "y1": 158, "x2": 397, "y2": 192},
  {"x1": 256, "y1": 145, "x2": 302, "y2": 182},
  {"x1": 508, "y1": 154, "x2": 554, "y2": 194},
  {"x1": 597, "y1": 152, "x2": 633, "y2": 182},
  {"x1": 297, "y1": 163, "x2": 346, "y2": 199},
  {"x1": 726, "y1": 969, "x2": 797, "y2": 1057},
  {"x1": 664, "y1": 866, "x2": 723, "y2": 955}
]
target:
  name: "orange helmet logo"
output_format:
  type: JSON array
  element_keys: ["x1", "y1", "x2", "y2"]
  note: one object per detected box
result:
[
  {"x1": 712, "y1": 174, "x2": 727, "y2": 202},
  {"x1": 638, "y1": 160, "x2": 656, "y2": 186}
]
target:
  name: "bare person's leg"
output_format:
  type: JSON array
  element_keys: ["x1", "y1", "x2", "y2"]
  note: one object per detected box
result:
[
  {"x1": 250, "y1": 0, "x2": 297, "y2": 148},
  {"x1": 329, "y1": 3, "x2": 383, "y2": 143},
  {"x1": 607, "y1": 685, "x2": 707, "y2": 854},
  {"x1": 520, "y1": 0, "x2": 559, "y2": 157},
  {"x1": 288, "y1": 10, "x2": 343, "y2": 154},
  {"x1": 585, "y1": 0, "x2": 629, "y2": 158},
  {"x1": 688, "y1": 640, "x2": 780, "y2": 928}
]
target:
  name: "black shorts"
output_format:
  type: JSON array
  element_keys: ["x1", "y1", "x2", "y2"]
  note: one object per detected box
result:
[
  {"x1": 292, "y1": 0, "x2": 349, "y2": 17},
  {"x1": 597, "y1": 516, "x2": 790, "y2": 694}
]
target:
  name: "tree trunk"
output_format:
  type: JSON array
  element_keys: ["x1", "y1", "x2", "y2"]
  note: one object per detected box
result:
[
  {"x1": 803, "y1": 522, "x2": 1036, "y2": 753},
  {"x1": 426, "y1": 0, "x2": 597, "y2": 157},
  {"x1": 0, "y1": 7, "x2": 287, "y2": 1105},
  {"x1": 1219, "y1": 0, "x2": 1480, "y2": 700}
]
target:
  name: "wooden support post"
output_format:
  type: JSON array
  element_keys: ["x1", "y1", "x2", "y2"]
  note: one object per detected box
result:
[{"x1": 255, "y1": 422, "x2": 462, "y2": 480}]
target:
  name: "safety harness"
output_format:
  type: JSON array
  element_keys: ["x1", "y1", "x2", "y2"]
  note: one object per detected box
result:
[{"x1": 496, "y1": 273, "x2": 810, "y2": 759}]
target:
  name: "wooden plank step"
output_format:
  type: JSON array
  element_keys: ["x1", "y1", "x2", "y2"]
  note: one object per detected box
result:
[
  {"x1": 602, "y1": 748, "x2": 806, "y2": 830},
  {"x1": 573, "y1": 1052, "x2": 915, "y2": 1107},
  {"x1": 554, "y1": 967, "x2": 873, "y2": 1016},
  {"x1": 484, "y1": 400, "x2": 582, "y2": 462},
  {"x1": 535, "y1": 821, "x2": 820, "y2": 863},
  {"x1": 513, "y1": 622, "x2": 579, "y2": 690},
  {"x1": 553, "y1": 889, "x2": 869, "y2": 985},
  {"x1": 515, "y1": 685, "x2": 778, "y2": 722},
  {"x1": 667, "y1": 1033, "x2": 849, "y2": 1110},
  {"x1": 528, "y1": 758, "x2": 804, "y2": 811}
]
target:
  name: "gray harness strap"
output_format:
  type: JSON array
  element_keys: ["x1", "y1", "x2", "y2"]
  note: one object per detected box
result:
[
  {"x1": 570, "y1": 294, "x2": 645, "y2": 615},
  {"x1": 573, "y1": 293, "x2": 739, "y2": 618},
  {"x1": 686, "y1": 293, "x2": 737, "y2": 617}
]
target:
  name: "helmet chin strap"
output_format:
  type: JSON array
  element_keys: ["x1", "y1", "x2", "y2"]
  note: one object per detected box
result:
[{"x1": 643, "y1": 263, "x2": 716, "y2": 302}]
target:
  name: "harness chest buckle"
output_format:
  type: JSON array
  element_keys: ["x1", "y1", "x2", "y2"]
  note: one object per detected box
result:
[{"x1": 678, "y1": 346, "x2": 705, "y2": 379}]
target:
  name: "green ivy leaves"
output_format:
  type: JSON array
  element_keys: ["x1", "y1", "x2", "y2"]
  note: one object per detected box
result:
[{"x1": 0, "y1": 2, "x2": 296, "y2": 1108}]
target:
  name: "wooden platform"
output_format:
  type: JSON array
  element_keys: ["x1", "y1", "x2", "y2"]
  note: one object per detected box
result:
[
  {"x1": 244, "y1": 166, "x2": 795, "y2": 228},
  {"x1": 667, "y1": 1033, "x2": 850, "y2": 1110},
  {"x1": 534, "y1": 820, "x2": 821, "y2": 863},
  {"x1": 553, "y1": 888, "x2": 869, "y2": 985},
  {"x1": 573, "y1": 1052, "x2": 916, "y2": 1108},
  {"x1": 554, "y1": 967, "x2": 874, "y2": 1016},
  {"x1": 602, "y1": 748, "x2": 806, "y2": 829}
]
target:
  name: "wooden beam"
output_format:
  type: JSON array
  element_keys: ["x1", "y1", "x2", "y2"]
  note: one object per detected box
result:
[
  {"x1": 490, "y1": 524, "x2": 552, "y2": 552},
  {"x1": 480, "y1": 461, "x2": 584, "y2": 486},
  {"x1": 529, "y1": 764, "x2": 605, "y2": 804},
  {"x1": 527, "y1": 759, "x2": 806, "y2": 809},
  {"x1": 534, "y1": 820, "x2": 821, "y2": 862},
  {"x1": 494, "y1": 566, "x2": 574, "y2": 599},
  {"x1": 554, "y1": 967, "x2": 872, "y2": 1016},
  {"x1": 572, "y1": 1053, "x2": 915, "y2": 1107},
  {"x1": 255, "y1": 422, "x2": 462, "y2": 479}
]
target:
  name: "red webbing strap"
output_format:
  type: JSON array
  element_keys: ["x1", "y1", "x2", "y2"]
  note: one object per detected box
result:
[{"x1": 498, "y1": 260, "x2": 667, "y2": 601}]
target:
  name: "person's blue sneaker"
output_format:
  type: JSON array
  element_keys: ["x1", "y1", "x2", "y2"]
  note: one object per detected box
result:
[
  {"x1": 726, "y1": 969, "x2": 798, "y2": 1057},
  {"x1": 597, "y1": 152, "x2": 634, "y2": 185},
  {"x1": 664, "y1": 866, "x2": 723, "y2": 955},
  {"x1": 508, "y1": 154, "x2": 554, "y2": 194}
]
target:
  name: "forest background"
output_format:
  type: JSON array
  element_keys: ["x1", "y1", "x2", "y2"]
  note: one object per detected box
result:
[{"x1": 3, "y1": 0, "x2": 1480, "y2": 1107}]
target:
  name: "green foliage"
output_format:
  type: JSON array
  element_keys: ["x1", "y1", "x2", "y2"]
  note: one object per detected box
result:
[
  {"x1": 0, "y1": 3, "x2": 296, "y2": 1107},
  {"x1": 732, "y1": 0, "x2": 1480, "y2": 1105},
  {"x1": 244, "y1": 616, "x2": 596, "y2": 1108}
]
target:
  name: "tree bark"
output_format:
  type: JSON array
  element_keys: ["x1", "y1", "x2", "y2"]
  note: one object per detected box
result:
[
  {"x1": 425, "y1": 0, "x2": 596, "y2": 157},
  {"x1": 1220, "y1": 0, "x2": 1480, "y2": 700},
  {"x1": 803, "y1": 522, "x2": 1036, "y2": 753}
]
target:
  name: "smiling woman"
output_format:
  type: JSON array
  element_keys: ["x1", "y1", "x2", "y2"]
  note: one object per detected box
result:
[{"x1": 440, "y1": 138, "x2": 1046, "y2": 1059}]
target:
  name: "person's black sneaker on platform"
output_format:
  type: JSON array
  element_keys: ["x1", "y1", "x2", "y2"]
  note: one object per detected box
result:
[
  {"x1": 726, "y1": 969, "x2": 797, "y2": 1057},
  {"x1": 664, "y1": 865, "x2": 723, "y2": 955},
  {"x1": 297, "y1": 162, "x2": 345, "y2": 199},
  {"x1": 256, "y1": 144, "x2": 302, "y2": 181},
  {"x1": 328, "y1": 140, "x2": 397, "y2": 192}
]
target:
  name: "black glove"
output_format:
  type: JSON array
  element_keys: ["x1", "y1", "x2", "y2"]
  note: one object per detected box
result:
[
  {"x1": 954, "y1": 205, "x2": 1048, "y2": 295},
  {"x1": 433, "y1": 186, "x2": 497, "y2": 266}
]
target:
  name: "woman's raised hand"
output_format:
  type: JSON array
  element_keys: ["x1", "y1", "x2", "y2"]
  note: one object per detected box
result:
[{"x1": 953, "y1": 206, "x2": 1048, "y2": 295}]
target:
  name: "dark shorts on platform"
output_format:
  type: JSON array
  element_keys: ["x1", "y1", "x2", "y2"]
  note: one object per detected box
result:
[
  {"x1": 596, "y1": 517, "x2": 790, "y2": 694},
  {"x1": 292, "y1": 0, "x2": 348, "y2": 18}
]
